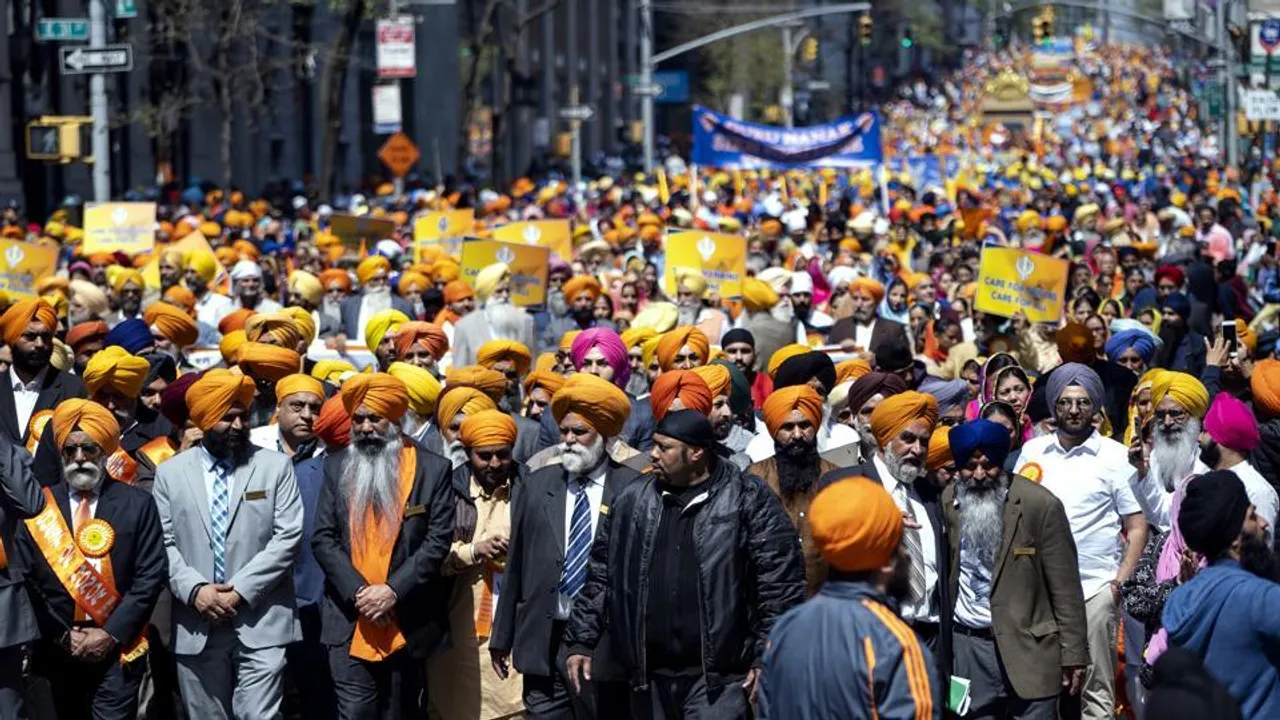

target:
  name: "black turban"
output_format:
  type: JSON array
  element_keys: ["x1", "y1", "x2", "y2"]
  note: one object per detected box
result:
[
  {"x1": 712, "y1": 359, "x2": 753, "y2": 415},
  {"x1": 773, "y1": 351, "x2": 836, "y2": 394},
  {"x1": 655, "y1": 409, "x2": 719, "y2": 451},
  {"x1": 874, "y1": 341, "x2": 914, "y2": 373},
  {"x1": 1178, "y1": 470, "x2": 1251, "y2": 559},
  {"x1": 721, "y1": 328, "x2": 755, "y2": 349},
  {"x1": 846, "y1": 371, "x2": 908, "y2": 415}
]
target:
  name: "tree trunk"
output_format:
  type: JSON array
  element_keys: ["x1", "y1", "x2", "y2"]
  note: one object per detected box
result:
[{"x1": 318, "y1": 2, "x2": 365, "y2": 197}]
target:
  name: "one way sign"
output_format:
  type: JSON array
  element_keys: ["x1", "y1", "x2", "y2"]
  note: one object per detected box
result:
[{"x1": 59, "y1": 44, "x2": 134, "y2": 75}]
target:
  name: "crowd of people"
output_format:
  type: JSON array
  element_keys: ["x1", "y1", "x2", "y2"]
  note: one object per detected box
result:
[{"x1": 0, "y1": 40, "x2": 1277, "y2": 720}]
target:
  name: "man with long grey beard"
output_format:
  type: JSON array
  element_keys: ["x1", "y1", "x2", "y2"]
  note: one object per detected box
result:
[
  {"x1": 943, "y1": 419, "x2": 1088, "y2": 719},
  {"x1": 312, "y1": 373, "x2": 455, "y2": 719},
  {"x1": 490, "y1": 373, "x2": 640, "y2": 719},
  {"x1": 844, "y1": 371, "x2": 908, "y2": 465},
  {"x1": 1128, "y1": 371, "x2": 1210, "y2": 533},
  {"x1": 452, "y1": 263, "x2": 536, "y2": 368}
]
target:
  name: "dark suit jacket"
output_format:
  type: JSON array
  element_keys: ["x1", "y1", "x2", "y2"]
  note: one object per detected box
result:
[
  {"x1": 942, "y1": 474, "x2": 1089, "y2": 699},
  {"x1": 16, "y1": 478, "x2": 167, "y2": 647},
  {"x1": 818, "y1": 461, "x2": 952, "y2": 677},
  {"x1": 826, "y1": 316, "x2": 910, "y2": 355},
  {"x1": 339, "y1": 294, "x2": 416, "y2": 342},
  {"x1": 311, "y1": 444, "x2": 456, "y2": 658},
  {"x1": 0, "y1": 441, "x2": 44, "y2": 649},
  {"x1": 489, "y1": 458, "x2": 640, "y2": 679},
  {"x1": 0, "y1": 367, "x2": 87, "y2": 445}
]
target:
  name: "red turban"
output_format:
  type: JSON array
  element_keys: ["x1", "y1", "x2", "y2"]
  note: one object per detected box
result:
[{"x1": 1154, "y1": 265, "x2": 1185, "y2": 288}]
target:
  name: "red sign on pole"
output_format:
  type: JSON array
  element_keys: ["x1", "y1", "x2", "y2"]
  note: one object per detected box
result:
[{"x1": 376, "y1": 17, "x2": 416, "y2": 79}]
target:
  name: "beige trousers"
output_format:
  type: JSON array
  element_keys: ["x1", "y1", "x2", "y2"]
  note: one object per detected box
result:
[{"x1": 1081, "y1": 587, "x2": 1118, "y2": 720}]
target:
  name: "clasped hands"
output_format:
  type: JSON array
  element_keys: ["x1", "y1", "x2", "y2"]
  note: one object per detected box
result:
[
  {"x1": 355, "y1": 584, "x2": 398, "y2": 625},
  {"x1": 194, "y1": 583, "x2": 244, "y2": 623}
]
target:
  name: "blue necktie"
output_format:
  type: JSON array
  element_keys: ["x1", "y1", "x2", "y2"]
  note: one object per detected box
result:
[
  {"x1": 210, "y1": 460, "x2": 232, "y2": 583},
  {"x1": 559, "y1": 478, "x2": 592, "y2": 600}
]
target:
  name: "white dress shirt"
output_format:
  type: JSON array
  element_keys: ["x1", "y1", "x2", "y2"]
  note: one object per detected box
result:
[
  {"x1": 198, "y1": 445, "x2": 236, "y2": 510},
  {"x1": 1131, "y1": 451, "x2": 1210, "y2": 532},
  {"x1": 1017, "y1": 430, "x2": 1142, "y2": 600},
  {"x1": 194, "y1": 291, "x2": 234, "y2": 329},
  {"x1": 10, "y1": 366, "x2": 47, "y2": 438},
  {"x1": 555, "y1": 462, "x2": 607, "y2": 620},
  {"x1": 873, "y1": 454, "x2": 939, "y2": 624},
  {"x1": 1227, "y1": 460, "x2": 1279, "y2": 541},
  {"x1": 853, "y1": 321, "x2": 874, "y2": 350}
]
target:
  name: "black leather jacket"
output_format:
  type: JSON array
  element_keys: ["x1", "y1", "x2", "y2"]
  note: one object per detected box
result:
[{"x1": 565, "y1": 459, "x2": 805, "y2": 688}]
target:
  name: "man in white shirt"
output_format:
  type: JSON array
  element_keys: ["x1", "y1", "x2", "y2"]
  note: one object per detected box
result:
[
  {"x1": 185, "y1": 251, "x2": 234, "y2": 329},
  {"x1": 0, "y1": 298, "x2": 87, "y2": 445},
  {"x1": 229, "y1": 260, "x2": 282, "y2": 313},
  {"x1": 249, "y1": 374, "x2": 324, "y2": 464},
  {"x1": 1198, "y1": 391, "x2": 1278, "y2": 540},
  {"x1": 1015, "y1": 364, "x2": 1148, "y2": 720},
  {"x1": 1128, "y1": 372, "x2": 1211, "y2": 532}
]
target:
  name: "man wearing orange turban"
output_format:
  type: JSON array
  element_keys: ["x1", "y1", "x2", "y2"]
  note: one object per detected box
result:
[
  {"x1": 522, "y1": 370, "x2": 564, "y2": 423},
  {"x1": 445, "y1": 366, "x2": 509, "y2": 405},
  {"x1": 145, "y1": 301, "x2": 200, "y2": 352},
  {"x1": 550, "y1": 372, "x2": 631, "y2": 441},
  {"x1": 747, "y1": 385, "x2": 838, "y2": 594},
  {"x1": 355, "y1": 256, "x2": 392, "y2": 287},
  {"x1": 24, "y1": 398, "x2": 167, "y2": 719},
  {"x1": 218, "y1": 308, "x2": 256, "y2": 335},
  {"x1": 393, "y1": 322, "x2": 450, "y2": 369},
  {"x1": 248, "y1": 373, "x2": 324, "y2": 460},
  {"x1": 238, "y1": 343, "x2": 302, "y2": 385},
  {"x1": 435, "y1": 386, "x2": 500, "y2": 466},
  {"x1": 655, "y1": 326, "x2": 710, "y2": 372},
  {"x1": 825, "y1": 276, "x2": 909, "y2": 355},
  {"x1": 67, "y1": 320, "x2": 109, "y2": 376},
  {"x1": 649, "y1": 370, "x2": 713, "y2": 422},
  {"x1": 80, "y1": 345, "x2": 151, "y2": 436},
  {"x1": 436, "y1": 280, "x2": 476, "y2": 329},
  {"x1": 477, "y1": 339, "x2": 532, "y2": 401},
  {"x1": 245, "y1": 311, "x2": 306, "y2": 354}
]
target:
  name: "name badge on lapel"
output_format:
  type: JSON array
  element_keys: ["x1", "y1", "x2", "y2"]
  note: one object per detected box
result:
[
  {"x1": 244, "y1": 490, "x2": 267, "y2": 501},
  {"x1": 1013, "y1": 547, "x2": 1036, "y2": 557},
  {"x1": 404, "y1": 504, "x2": 427, "y2": 518}
]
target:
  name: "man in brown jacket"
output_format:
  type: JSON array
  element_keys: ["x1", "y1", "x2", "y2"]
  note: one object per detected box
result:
[
  {"x1": 943, "y1": 419, "x2": 1089, "y2": 719},
  {"x1": 748, "y1": 386, "x2": 839, "y2": 596}
]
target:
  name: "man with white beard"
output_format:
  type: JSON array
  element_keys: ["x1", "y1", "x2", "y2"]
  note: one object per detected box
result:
[
  {"x1": 452, "y1": 263, "x2": 537, "y2": 368},
  {"x1": 229, "y1": 260, "x2": 282, "y2": 313},
  {"x1": 17, "y1": 399, "x2": 166, "y2": 720},
  {"x1": 339, "y1": 255, "x2": 415, "y2": 343},
  {"x1": 312, "y1": 373, "x2": 455, "y2": 719},
  {"x1": 490, "y1": 373, "x2": 640, "y2": 718},
  {"x1": 943, "y1": 419, "x2": 1088, "y2": 718},
  {"x1": 843, "y1": 371, "x2": 908, "y2": 465},
  {"x1": 1127, "y1": 371, "x2": 1211, "y2": 533}
]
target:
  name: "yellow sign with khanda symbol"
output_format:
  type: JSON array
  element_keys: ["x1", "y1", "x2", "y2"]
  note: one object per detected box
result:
[
  {"x1": 0, "y1": 240, "x2": 59, "y2": 299},
  {"x1": 491, "y1": 220, "x2": 573, "y2": 261},
  {"x1": 662, "y1": 231, "x2": 747, "y2": 299},
  {"x1": 414, "y1": 209, "x2": 474, "y2": 260},
  {"x1": 84, "y1": 202, "x2": 157, "y2": 256},
  {"x1": 974, "y1": 247, "x2": 1069, "y2": 324},
  {"x1": 459, "y1": 239, "x2": 549, "y2": 307}
]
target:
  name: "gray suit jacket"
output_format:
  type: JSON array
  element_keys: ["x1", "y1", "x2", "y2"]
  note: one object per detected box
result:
[
  {"x1": 153, "y1": 445, "x2": 304, "y2": 654},
  {"x1": 0, "y1": 443, "x2": 43, "y2": 649},
  {"x1": 451, "y1": 309, "x2": 537, "y2": 368}
]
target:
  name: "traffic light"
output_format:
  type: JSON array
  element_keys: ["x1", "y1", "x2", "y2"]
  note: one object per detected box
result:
[
  {"x1": 25, "y1": 116, "x2": 92, "y2": 163},
  {"x1": 901, "y1": 26, "x2": 914, "y2": 49},
  {"x1": 801, "y1": 37, "x2": 818, "y2": 63},
  {"x1": 859, "y1": 15, "x2": 873, "y2": 46}
]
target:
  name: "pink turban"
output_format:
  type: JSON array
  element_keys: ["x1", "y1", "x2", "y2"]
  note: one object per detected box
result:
[
  {"x1": 1204, "y1": 391, "x2": 1260, "y2": 453},
  {"x1": 570, "y1": 328, "x2": 630, "y2": 389}
]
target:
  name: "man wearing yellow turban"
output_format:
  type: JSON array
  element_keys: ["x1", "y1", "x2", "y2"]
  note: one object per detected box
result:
[
  {"x1": 741, "y1": 278, "x2": 780, "y2": 315},
  {"x1": 287, "y1": 270, "x2": 324, "y2": 310},
  {"x1": 1124, "y1": 370, "x2": 1212, "y2": 533},
  {"x1": 81, "y1": 343, "x2": 151, "y2": 432},
  {"x1": 363, "y1": 309, "x2": 410, "y2": 371},
  {"x1": 107, "y1": 267, "x2": 146, "y2": 322},
  {"x1": 435, "y1": 386, "x2": 500, "y2": 466},
  {"x1": 248, "y1": 373, "x2": 324, "y2": 460},
  {"x1": 183, "y1": 250, "x2": 234, "y2": 330},
  {"x1": 655, "y1": 326, "x2": 710, "y2": 372},
  {"x1": 21, "y1": 398, "x2": 166, "y2": 719},
  {"x1": 159, "y1": 248, "x2": 186, "y2": 293},
  {"x1": 0, "y1": 297, "x2": 88, "y2": 445},
  {"x1": 387, "y1": 361, "x2": 442, "y2": 441}
]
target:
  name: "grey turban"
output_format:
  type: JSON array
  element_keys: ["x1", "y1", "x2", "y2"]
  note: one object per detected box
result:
[{"x1": 1046, "y1": 362, "x2": 1104, "y2": 410}]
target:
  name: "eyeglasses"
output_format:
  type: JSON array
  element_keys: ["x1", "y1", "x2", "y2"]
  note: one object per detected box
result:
[
  {"x1": 1153, "y1": 408, "x2": 1188, "y2": 423},
  {"x1": 1055, "y1": 397, "x2": 1094, "y2": 410}
]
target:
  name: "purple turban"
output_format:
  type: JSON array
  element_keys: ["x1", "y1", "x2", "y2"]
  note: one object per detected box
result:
[
  {"x1": 571, "y1": 328, "x2": 631, "y2": 389},
  {"x1": 1204, "y1": 392, "x2": 1260, "y2": 453}
]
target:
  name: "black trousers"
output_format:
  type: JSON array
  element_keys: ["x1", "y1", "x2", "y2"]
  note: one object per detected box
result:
[
  {"x1": 0, "y1": 645, "x2": 24, "y2": 720},
  {"x1": 523, "y1": 620, "x2": 631, "y2": 720},
  {"x1": 31, "y1": 641, "x2": 146, "y2": 720},
  {"x1": 629, "y1": 669, "x2": 750, "y2": 720},
  {"x1": 328, "y1": 646, "x2": 424, "y2": 720},
  {"x1": 286, "y1": 605, "x2": 336, "y2": 720}
]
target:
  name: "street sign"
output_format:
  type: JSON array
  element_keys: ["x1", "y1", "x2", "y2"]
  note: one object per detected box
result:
[
  {"x1": 631, "y1": 83, "x2": 665, "y2": 97},
  {"x1": 36, "y1": 18, "x2": 89, "y2": 42},
  {"x1": 59, "y1": 44, "x2": 133, "y2": 75},
  {"x1": 1243, "y1": 89, "x2": 1280, "y2": 121},
  {"x1": 1262, "y1": 20, "x2": 1280, "y2": 54},
  {"x1": 376, "y1": 17, "x2": 416, "y2": 79},
  {"x1": 378, "y1": 132, "x2": 420, "y2": 178},
  {"x1": 372, "y1": 85, "x2": 402, "y2": 135},
  {"x1": 558, "y1": 105, "x2": 596, "y2": 122},
  {"x1": 115, "y1": 0, "x2": 137, "y2": 18}
]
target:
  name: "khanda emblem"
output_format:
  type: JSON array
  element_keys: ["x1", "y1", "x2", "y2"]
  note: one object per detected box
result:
[
  {"x1": 697, "y1": 235, "x2": 716, "y2": 261},
  {"x1": 112, "y1": 206, "x2": 129, "y2": 226},
  {"x1": 522, "y1": 225, "x2": 541, "y2": 244},
  {"x1": 496, "y1": 246, "x2": 516, "y2": 265},
  {"x1": 437, "y1": 216, "x2": 449, "y2": 233},
  {"x1": 4, "y1": 243, "x2": 23, "y2": 269},
  {"x1": 1015, "y1": 255, "x2": 1035, "y2": 282}
]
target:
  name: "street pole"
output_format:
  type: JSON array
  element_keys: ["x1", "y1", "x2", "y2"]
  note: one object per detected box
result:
[
  {"x1": 639, "y1": 0, "x2": 654, "y2": 171},
  {"x1": 569, "y1": 86, "x2": 583, "y2": 190},
  {"x1": 389, "y1": 0, "x2": 406, "y2": 195},
  {"x1": 89, "y1": 0, "x2": 110, "y2": 201},
  {"x1": 1219, "y1": 0, "x2": 1239, "y2": 168},
  {"x1": 781, "y1": 25, "x2": 794, "y2": 128}
]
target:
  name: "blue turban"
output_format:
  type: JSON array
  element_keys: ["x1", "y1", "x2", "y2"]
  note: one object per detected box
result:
[
  {"x1": 1104, "y1": 328, "x2": 1159, "y2": 364},
  {"x1": 1045, "y1": 362, "x2": 1105, "y2": 409},
  {"x1": 104, "y1": 318, "x2": 154, "y2": 355},
  {"x1": 1160, "y1": 291, "x2": 1191, "y2": 321},
  {"x1": 918, "y1": 376, "x2": 971, "y2": 414},
  {"x1": 948, "y1": 419, "x2": 1012, "y2": 469}
]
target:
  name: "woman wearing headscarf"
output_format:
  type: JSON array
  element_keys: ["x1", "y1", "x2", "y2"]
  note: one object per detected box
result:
[
  {"x1": 1106, "y1": 328, "x2": 1161, "y2": 375},
  {"x1": 964, "y1": 352, "x2": 1019, "y2": 421}
]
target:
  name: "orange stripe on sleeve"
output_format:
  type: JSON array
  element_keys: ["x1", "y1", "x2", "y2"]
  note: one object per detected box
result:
[
  {"x1": 862, "y1": 600, "x2": 934, "y2": 720},
  {"x1": 864, "y1": 636, "x2": 880, "y2": 720}
]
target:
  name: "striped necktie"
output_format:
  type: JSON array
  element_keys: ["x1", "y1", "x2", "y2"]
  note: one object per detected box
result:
[
  {"x1": 210, "y1": 459, "x2": 232, "y2": 583},
  {"x1": 895, "y1": 482, "x2": 927, "y2": 606},
  {"x1": 558, "y1": 478, "x2": 592, "y2": 601}
]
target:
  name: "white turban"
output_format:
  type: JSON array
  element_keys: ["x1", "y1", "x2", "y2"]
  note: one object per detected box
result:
[
  {"x1": 790, "y1": 271, "x2": 813, "y2": 295},
  {"x1": 230, "y1": 260, "x2": 262, "y2": 281}
]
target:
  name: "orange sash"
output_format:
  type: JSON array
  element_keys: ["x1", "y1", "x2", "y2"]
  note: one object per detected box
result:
[
  {"x1": 105, "y1": 448, "x2": 139, "y2": 485},
  {"x1": 138, "y1": 437, "x2": 177, "y2": 469},
  {"x1": 25, "y1": 410, "x2": 53, "y2": 455},
  {"x1": 24, "y1": 488, "x2": 147, "y2": 662},
  {"x1": 349, "y1": 443, "x2": 416, "y2": 662},
  {"x1": 474, "y1": 562, "x2": 503, "y2": 640}
]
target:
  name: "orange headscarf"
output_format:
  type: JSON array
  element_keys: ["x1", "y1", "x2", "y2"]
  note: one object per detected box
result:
[
  {"x1": 523, "y1": 370, "x2": 565, "y2": 397},
  {"x1": 767, "y1": 343, "x2": 812, "y2": 378},
  {"x1": 809, "y1": 478, "x2": 903, "y2": 572},
  {"x1": 690, "y1": 364, "x2": 731, "y2": 399},
  {"x1": 52, "y1": 399, "x2": 121, "y2": 454},
  {"x1": 275, "y1": 374, "x2": 325, "y2": 404},
  {"x1": 144, "y1": 301, "x2": 199, "y2": 348},
  {"x1": 868, "y1": 391, "x2": 939, "y2": 448},
  {"x1": 318, "y1": 268, "x2": 352, "y2": 292},
  {"x1": 761, "y1": 386, "x2": 824, "y2": 437},
  {"x1": 186, "y1": 369, "x2": 257, "y2": 431},
  {"x1": 849, "y1": 277, "x2": 885, "y2": 302},
  {"x1": 218, "y1": 308, "x2": 256, "y2": 335},
  {"x1": 926, "y1": 425, "x2": 953, "y2": 471},
  {"x1": 459, "y1": 409, "x2": 518, "y2": 449},
  {"x1": 562, "y1": 276, "x2": 602, "y2": 302},
  {"x1": 550, "y1": 373, "x2": 631, "y2": 437},
  {"x1": 1253, "y1": 360, "x2": 1280, "y2": 417},
  {"x1": 477, "y1": 339, "x2": 533, "y2": 375},
  {"x1": 162, "y1": 285, "x2": 198, "y2": 315},
  {"x1": 834, "y1": 358, "x2": 872, "y2": 386},
  {"x1": 445, "y1": 366, "x2": 508, "y2": 404},
  {"x1": 314, "y1": 394, "x2": 351, "y2": 447},
  {"x1": 0, "y1": 298, "x2": 57, "y2": 345},
  {"x1": 655, "y1": 326, "x2": 710, "y2": 371},
  {"x1": 393, "y1": 322, "x2": 449, "y2": 360},
  {"x1": 355, "y1": 255, "x2": 392, "y2": 285},
  {"x1": 237, "y1": 343, "x2": 302, "y2": 383},
  {"x1": 340, "y1": 372, "x2": 410, "y2": 422},
  {"x1": 219, "y1": 330, "x2": 247, "y2": 365},
  {"x1": 649, "y1": 370, "x2": 713, "y2": 422}
]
